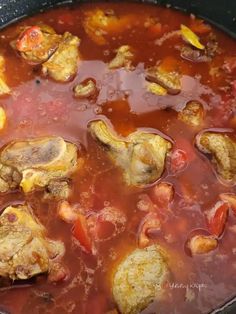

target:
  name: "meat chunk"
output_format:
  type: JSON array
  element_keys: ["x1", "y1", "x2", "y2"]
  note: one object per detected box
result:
[
  {"x1": 196, "y1": 132, "x2": 236, "y2": 182},
  {"x1": 42, "y1": 32, "x2": 80, "y2": 82},
  {"x1": 73, "y1": 79, "x2": 98, "y2": 98},
  {"x1": 83, "y1": 9, "x2": 136, "y2": 46},
  {"x1": 0, "y1": 136, "x2": 78, "y2": 194},
  {"x1": 180, "y1": 46, "x2": 210, "y2": 63},
  {"x1": 178, "y1": 101, "x2": 204, "y2": 127},
  {"x1": 108, "y1": 45, "x2": 134, "y2": 70},
  {"x1": 12, "y1": 25, "x2": 62, "y2": 64},
  {"x1": 0, "y1": 204, "x2": 64, "y2": 280},
  {"x1": 89, "y1": 120, "x2": 172, "y2": 186},
  {"x1": 147, "y1": 82, "x2": 167, "y2": 96},
  {"x1": 44, "y1": 180, "x2": 71, "y2": 200},
  {"x1": 180, "y1": 34, "x2": 219, "y2": 63},
  {"x1": 187, "y1": 235, "x2": 218, "y2": 255},
  {"x1": 112, "y1": 245, "x2": 170, "y2": 314},
  {"x1": 0, "y1": 55, "x2": 10, "y2": 96},
  {"x1": 146, "y1": 66, "x2": 181, "y2": 95},
  {"x1": 12, "y1": 26, "x2": 80, "y2": 82},
  {"x1": 0, "y1": 107, "x2": 6, "y2": 130}
]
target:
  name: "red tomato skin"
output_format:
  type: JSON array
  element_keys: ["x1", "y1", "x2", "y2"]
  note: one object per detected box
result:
[
  {"x1": 207, "y1": 202, "x2": 229, "y2": 237},
  {"x1": 72, "y1": 214, "x2": 93, "y2": 254},
  {"x1": 16, "y1": 26, "x2": 43, "y2": 52}
]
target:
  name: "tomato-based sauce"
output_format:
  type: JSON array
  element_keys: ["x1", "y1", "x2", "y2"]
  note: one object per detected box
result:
[{"x1": 0, "y1": 2, "x2": 235, "y2": 314}]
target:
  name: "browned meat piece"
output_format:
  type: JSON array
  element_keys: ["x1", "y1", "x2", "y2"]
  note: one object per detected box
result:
[
  {"x1": 42, "y1": 32, "x2": 80, "y2": 82},
  {"x1": 196, "y1": 132, "x2": 236, "y2": 182},
  {"x1": 112, "y1": 245, "x2": 170, "y2": 314},
  {"x1": 0, "y1": 204, "x2": 65, "y2": 280},
  {"x1": 108, "y1": 45, "x2": 134, "y2": 69},
  {"x1": 73, "y1": 79, "x2": 98, "y2": 98},
  {"x1": 178, "y1": 101, "x2": 204, "y2": 127},
  {"x1": 147, "y1": 82, "x2": 167, "y2": 96},
  {"x1": 11, "y1": 25, "x2": 62, "y2": 64},
  {"x1": 89, "y1": 120, "x2": 172, "y2": 186},
  {"x1": 180, "y1": 46, "x2": 210, "y2": 63},
  {"x1": 146, "y1": 66, "x2": 181, "y2": 95},
  {"x1": 180, "y1": 34, "x2": 219, "y2": 63},
  {"x1": 187, "y1": 235, "x2": 218, "y2": 255},
  {"x1": 0, "y1": 136, "x2": 78, "y2": 194}
]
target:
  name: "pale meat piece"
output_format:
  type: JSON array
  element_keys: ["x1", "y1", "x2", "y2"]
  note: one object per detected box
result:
[
  {"x1": 0, "y1": 204, "x2": 65, "y2": 280},
  {"x1": 73, "y1": 79, "x2": 97, "y2": 98},
  {"x1": 112, "y1": 245, "x2": 170, "y2": 314},
  {"x1": 42, "y1": 32, "x2": 80, "y2": 82},
  {"x1": 89, "y1": 120, "x2": 172, "y2": 186},
  {"x1": 187, "y1": 235, "x2": 218, "y2": 255},
  {"x1": 0, "y1": 55, "x2": 10, "y2": 96},
  {"x1": 146, "y1": 66, "x2": 181, "y2": 95},
  {"x1": 196, "y1": 132, "x2": 236, "y2": 182},
  {"x1": 12, "y1": 25, "x2": 62, "y2": 64},
  {"x1": 108, "y1": 45, "x2": 134, "y2": 69},
  {"x1": 178, "y1": 101, "x2": 204, "y2": 127},
  {"x1": 0, "y1": 136, "x2": 78, "y2": 194}
]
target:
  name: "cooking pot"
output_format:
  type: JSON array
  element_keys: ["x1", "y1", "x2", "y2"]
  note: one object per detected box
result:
[{"x1": 0, "y1": 0, "x2": 235, "y2": 313}]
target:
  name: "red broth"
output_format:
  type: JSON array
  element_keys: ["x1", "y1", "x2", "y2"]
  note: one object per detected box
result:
[{"x1": 0, "y1": 2, "x2": 235, "y2": 314}]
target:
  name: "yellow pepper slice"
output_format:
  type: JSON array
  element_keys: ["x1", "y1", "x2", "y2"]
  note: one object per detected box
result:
[
  {"x1": 0, "y1": 106, "x2": 6, "y2": 130},
  {"x1": 180, "y1": 24, "x2": 205, "y2": 50}
]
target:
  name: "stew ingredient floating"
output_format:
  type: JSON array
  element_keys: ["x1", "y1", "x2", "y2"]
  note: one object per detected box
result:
[{"x1": 0, "y1": 2, "x2": 235, "y2": 314}]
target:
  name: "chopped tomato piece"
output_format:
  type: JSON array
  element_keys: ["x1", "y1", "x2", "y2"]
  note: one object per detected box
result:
[
  {"x1": 190, "y1": 19, "x2": 211, "y2": 34},
  {"x1": 87, "y1": 207, "x2": 126, "y2": 241},
  {"x1": 206, "y1": 201, "x2": 229, "y2": 237},
  {"x1": 220, "y1": 193, "x2": 236, "y2": 216},
  {"x1": 72, "y1": 214, "x2": 93, "y2": 253},
  {"x1": 171, "y1": 149, "x2": 188, "y2": 173},
  {"x1": 147, "y1": 23, "x2": 163, "y2": 39},
  {"x1": 16, "y1": 26, "x2": 43, "y2": 52}
]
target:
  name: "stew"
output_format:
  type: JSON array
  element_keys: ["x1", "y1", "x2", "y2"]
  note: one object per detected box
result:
[{"x1": 0, "y1": 1, "x2": 235, "y2": 314}]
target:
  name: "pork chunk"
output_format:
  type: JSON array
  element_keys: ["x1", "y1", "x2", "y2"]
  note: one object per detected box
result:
[
  {"x1": 146, "y1": 66, "x2": 181, "y2": 95},
  {"x1": 196, "y1": 132, "x2": 236, "y2": 182},
  {"x1": 0, "y1": 56, "x2": 10, "y2": 96},
  {"x1": 42, "y1": 32, "x2": 80, "y2": 82},
  {"x1": 0, "y1": 136, "x2": 77, "y2": 194},
  {"x1": 112, "y1": 245, "x2": 170, "y2": 314},
  {"x1": 187, "y1": 235, "x2": 218, "y2": 255},
  {"x1": 108, "y1": 45, "x2": 134, "y2": 70},
  {"x1": 178, "y1": 101, "x2": 204, "y2": 127},
  {"x1": 89, "y1": 120, "x2": 172, "y2": 186},
  {"x1": 73, "y1": 79, "x2": 98, "y2": 99},
  {"x1": 0, "y1": 204, "x2": 64, "y2": 280},
  {"x1": 12, "y1": 25, "x2": 62, "y2": 64}
]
